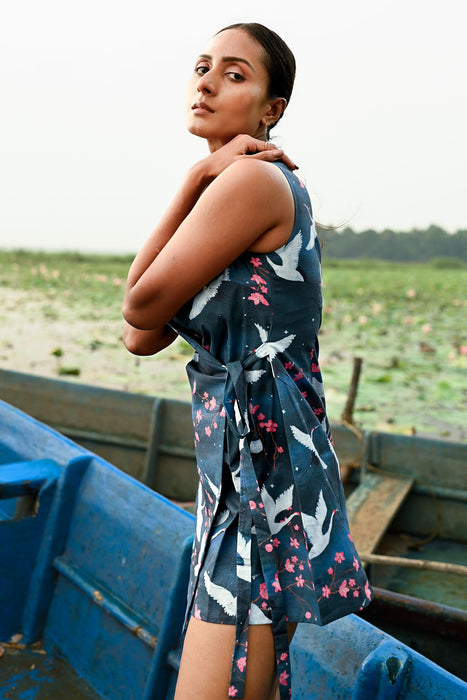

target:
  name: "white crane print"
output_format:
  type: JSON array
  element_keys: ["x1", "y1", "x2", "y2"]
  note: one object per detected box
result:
[
  {"x1": 266, "y1": 232, "x2": 304, "y2": 281},
  {"x1": 254, "y1": 323, "x2": 296, "y2": 360},
  {"x1": 189, "y1": 268, "x2": 230, "y2": 319},
  {"x1": 203, "y1": 571, "x2": 237, "y2": 616},
  {"x1": 301, "y1": 489, "x2": 335, "y2": 559},
  {"x1": 260, "y1": 483, "x2": 296, "y2": 535},
  {"x1": 290, "y1": 425, "x2": 329, "y2": 471}
]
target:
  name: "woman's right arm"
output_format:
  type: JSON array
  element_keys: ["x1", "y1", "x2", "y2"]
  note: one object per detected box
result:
[{"x1": 122, "y1": 135, "x2": 295, "y2": 356}]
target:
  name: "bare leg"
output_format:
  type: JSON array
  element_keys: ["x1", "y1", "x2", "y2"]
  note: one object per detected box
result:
[{"x1": 174, "y1": 618, "x2": 297, "y2": 700}]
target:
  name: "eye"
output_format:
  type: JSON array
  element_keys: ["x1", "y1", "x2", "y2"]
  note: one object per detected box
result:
[
  {"x1": 226, "y1": 71, "x2": 245, "y2": 82},
  {"x1": 194, "y1": 63, "x2": 209, "y2": 76}
]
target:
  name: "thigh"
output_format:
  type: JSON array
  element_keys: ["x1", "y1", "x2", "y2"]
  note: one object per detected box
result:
[{"x1": 174, "y1": 617, "x2": 278, "y2": 700}]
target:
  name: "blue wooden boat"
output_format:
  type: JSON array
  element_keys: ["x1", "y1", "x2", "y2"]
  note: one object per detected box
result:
[{"x1": 1, "y1": 370, "x2": 466, "y2": 698}]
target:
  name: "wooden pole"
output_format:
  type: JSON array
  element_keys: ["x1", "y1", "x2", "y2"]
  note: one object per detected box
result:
[{"x1": 341, "y1": 357, "x2": 363, "y2": 425}]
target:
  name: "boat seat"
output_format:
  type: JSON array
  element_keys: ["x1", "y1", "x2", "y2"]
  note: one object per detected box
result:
[
  {"x1": 0, "y1": 459, "x2": 60, "y2": 640},
  {"x1": 14, "y1": 454, "x2": 194, "y2": 700},
  {"x1": 346, "y1": 472, "x2": 414, "y2": 561}
]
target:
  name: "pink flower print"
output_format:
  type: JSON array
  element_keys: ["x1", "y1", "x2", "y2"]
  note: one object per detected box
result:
[
  {"x1": 348, "y1": 533, "x2": 354, "y2": 542},
  {"x1": 280, "y1": 652, "x2": 288, "y2": 661},
  {"x1": 349, "y1": 578, "x2": 356, "y2": 587},
  {"x1": 277, "y1": 446, "x2": 284, "y2": 453},
  {"x1": 327, "y1": 567, "x2": 334, "y2": 575},
  {"x1": 248, "y1": 292, "x2": 269, "y2": 306},
  {"x1": 285, "y1": 558, "x2": 295, "y2": 573},
  {"x1": 313, "y1": 407, "x2": 323, "y2": 416},
  {"x1": 295, "y1": 574, "x2": 305, "y2": 588},
  {"x1": 291, "y1": 556, "x2": 298, "y2": 563},
  {"x1": 213, "y1": 422, "x2": 218, "y2": 429},
  {"x1": 265, "y1": 543, "x2": 273, "y2": 552},
  {"x1": 237, "y1": 657, "x2": 247, "y2": 672},
  {"x1": 311, "y1": 362, "x2": 320, "y2": 373},
  {"x1": 365, "y1": 581, "x2": 372, "y2": 600},
  {"x1": 293, "y1": 371, "x2": 303, "y2": 381},
  {"x1": 299, "y1": 564, "x2": 304, "y2": 570},
  {"x1": 228, "y1": 686, "x2": 238, "y2": 697},
  {"x1": 203, "y1": 392, "x2": 209, "y2": 399},
  {"x1": 205, "y1": 426, "x2": 212, "y2": 437},
  {"x1": 249, "y1": 403, "x2": 259, "y2": 414},
  {"x1": 279, "y1": 671, "x2": 289, "y2": 686},
  {"x1": 260, "y1": 285, "x2": 268, "y2": 293},
  {"x1": 294, "y1": 524, "x2": 300, "y2": 531},
  {"x1": 194, "y1": 604, "x2": 201, "y2": 619},
  {"x1": 250, "y1": 256, "x2": 261, "y2": 267},
  {"x1": 305, "y1": 611, "x2": 312, "y2": 619},
  {"x1": 209, "y1": 397, "x2": 217, "y2": 410},
  {"x1": 284, "y1": 361, "x2": 294, "y2": 370},
  {"x1": 196, "y1": 409, "x2": 202, "y2": 423},
  {"x1": 249, "y1": 500, "x2": 256, "y2": 509},
  {"x1": 334, "y1": 551, "x2": 345, "y2": 563},
  {"x1": 251, "y1": 273, "x2": 266, "y2": 285},
  {"x1": 322, "y1": 585, "x2": 331, "y2": 599},
  {"x1": 272, "y1": 574, "x2": 282, "y2": 592},
  {"x1": 259, "y1": 583, "x2": 269, "y2": 599},
  {"x1": 261, "y1": 419, "x2": 278, "y2": 433},
  {"x1": 272, "y1": 537, "x2": 280, "y2": 548},
  {"x1": 353, "y1": 591, "x2": 359, "y2": 597},
  {"x1": 301, "y1": 391, "x2": 308, "y2": 398},
  {"x1": 290, "y1": 537, "x2": 300, "y2": 549},
  {"x1": 192, "y1": 380, "x2": 197, "y2": 395},
  {"x1": 194, "y1": 432, "x2": 200, "y2": 443},
  {"x1": 339, "y1": 580, "x2": 350, "y2": 598},
  {"x1": 257, "y1": 413, "x2": 265, "y2": 421},
  {"x1": 353, "y1": 556, "x2": 360, "y2": 572}
]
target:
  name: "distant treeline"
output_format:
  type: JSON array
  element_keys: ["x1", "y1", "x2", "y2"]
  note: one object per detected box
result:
[{"x1": 317, "y1": 225, "x2": 467, "y2": 263}]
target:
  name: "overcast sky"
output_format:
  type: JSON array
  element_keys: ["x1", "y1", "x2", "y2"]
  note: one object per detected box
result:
[{"x1": 1, "y1": 0, "x2": 465, "y2": 253}]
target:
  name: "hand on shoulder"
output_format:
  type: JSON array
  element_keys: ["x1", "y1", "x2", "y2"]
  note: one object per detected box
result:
[{"x1": 196, "y1": 134, "x2": 297, "y2": 184}]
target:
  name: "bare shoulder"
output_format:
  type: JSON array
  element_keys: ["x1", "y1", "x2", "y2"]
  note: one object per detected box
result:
[
  {"x1": 217, "y1": 157, "x2": 291, "y2": 194},
  {"x1": 203, "y1": 158, "x2": 294, "y2": 226}
]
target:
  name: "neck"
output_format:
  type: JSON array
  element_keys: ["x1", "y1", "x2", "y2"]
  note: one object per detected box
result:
[{"x1": 206, "y1": 127, "x2": 269, "y2": 153}]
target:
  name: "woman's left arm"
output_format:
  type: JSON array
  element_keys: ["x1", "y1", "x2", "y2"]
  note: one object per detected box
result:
[{"x1": 122, "y1": 158, "x2": 293, "y2": 337}]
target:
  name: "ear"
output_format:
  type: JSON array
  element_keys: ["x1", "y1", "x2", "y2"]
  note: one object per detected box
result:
[{"x1": 262, "y1": 97, "x2": 287, "y2": 128}]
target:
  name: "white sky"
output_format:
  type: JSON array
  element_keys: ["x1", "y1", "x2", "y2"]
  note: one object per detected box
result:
[{"x1": 0, "y1": 0, "x2": 465, "y2": 253}]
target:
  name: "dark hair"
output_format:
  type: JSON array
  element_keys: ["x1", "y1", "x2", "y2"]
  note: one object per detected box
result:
[{"x1": 216, "y1": 22, "x2": 296, "y2": 136}]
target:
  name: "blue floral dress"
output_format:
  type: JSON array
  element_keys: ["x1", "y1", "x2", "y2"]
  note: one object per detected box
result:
[{"x1": 170, "y1": 162, "x2": 372, "y2": 699}]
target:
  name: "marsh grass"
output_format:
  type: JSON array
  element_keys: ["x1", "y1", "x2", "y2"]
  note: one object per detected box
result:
[{"x1": 0, "y1": 249, "x2": 465, "y2": 440}]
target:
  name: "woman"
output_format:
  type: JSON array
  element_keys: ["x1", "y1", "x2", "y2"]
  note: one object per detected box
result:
[{"x1": 123, "y1": 23, "x2": 372, "y2": 700}]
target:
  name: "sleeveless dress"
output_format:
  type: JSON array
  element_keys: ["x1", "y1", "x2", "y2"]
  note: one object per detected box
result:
[{"x1": 170, "y1": 162, "x2": 372, "y2": 699}]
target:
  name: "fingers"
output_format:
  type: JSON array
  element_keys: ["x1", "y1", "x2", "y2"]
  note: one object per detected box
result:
[
  {"x1": 249, "y1": 149, "x2": 298, "y2": 170},
  {"x1": 236, "y1": 135, "x2": 298, "y2": 170}
]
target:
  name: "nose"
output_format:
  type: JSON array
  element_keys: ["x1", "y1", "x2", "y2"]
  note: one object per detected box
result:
[{"x1": 196, "y1": 70, "x2": 216, "y2": 95}]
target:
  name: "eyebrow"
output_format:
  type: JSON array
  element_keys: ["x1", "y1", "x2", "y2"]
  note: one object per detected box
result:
[{"x1": 198, "y1": 53, "x2": 255, "y2": 72}]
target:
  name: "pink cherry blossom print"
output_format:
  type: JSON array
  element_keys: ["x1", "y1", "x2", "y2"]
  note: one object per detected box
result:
[
  {"x1": 248, "y1": 292, "x2": 269, "y2": 306},
  {"x1": 279, "y1": 671, "x2": 290, "y2": 686},
  {"x1": 237, "y1": 657, "x2": 247, "y2": 673}
]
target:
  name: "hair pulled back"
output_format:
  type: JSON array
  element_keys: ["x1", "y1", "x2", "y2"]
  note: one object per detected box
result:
[{"x1": 216, "y1": 22, "x2": 296, "y2": 136}]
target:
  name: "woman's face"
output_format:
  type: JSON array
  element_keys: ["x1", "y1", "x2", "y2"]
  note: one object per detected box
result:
[{"x1": 186, "y1": 28, "x2": 273, "y2": 151}]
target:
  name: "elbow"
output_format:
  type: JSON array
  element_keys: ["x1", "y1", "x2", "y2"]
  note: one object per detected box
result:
[
  {"x1": 122, "y1": 288, "x2": 166, "y2": 331},
  {"x1": 122, "y1": 323, "x2": 146, "y2": 356}
]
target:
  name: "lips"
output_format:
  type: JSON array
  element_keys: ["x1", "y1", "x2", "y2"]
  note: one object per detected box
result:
[{"x1": 192, "y1": 101, "x2": 214, "y2": 113}]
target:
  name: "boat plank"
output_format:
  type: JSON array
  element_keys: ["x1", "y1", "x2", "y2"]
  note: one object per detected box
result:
[{"x1": 347, "y1": 473, "x2": 414, "y2": 555}]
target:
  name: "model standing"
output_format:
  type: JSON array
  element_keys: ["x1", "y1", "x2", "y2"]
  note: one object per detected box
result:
[{"x1": 123, "y1": 23, "x2": 372, "y2": 700}]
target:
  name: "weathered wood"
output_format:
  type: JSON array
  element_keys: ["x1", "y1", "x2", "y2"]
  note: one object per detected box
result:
[
  {"x1": 347, "y1": 473, "x2": 414, "y2": 555},
  {"x1": 359, "y1": 553, "x2": 467, "y2": 577}
]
